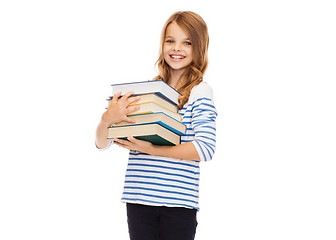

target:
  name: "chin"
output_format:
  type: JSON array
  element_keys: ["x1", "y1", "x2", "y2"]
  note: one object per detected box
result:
[{"x1": 168, "y1": 61, "x2": 192, "y2": 70}]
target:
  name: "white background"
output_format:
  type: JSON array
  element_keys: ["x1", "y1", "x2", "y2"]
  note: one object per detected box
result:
[{"x1": 1, "y1": 0, "x2": 335, "y2": 239}]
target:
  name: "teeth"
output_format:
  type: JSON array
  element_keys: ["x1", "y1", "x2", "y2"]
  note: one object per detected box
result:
[{"x1": 171, "y1": 55, "x2": 184, "y2": 59}]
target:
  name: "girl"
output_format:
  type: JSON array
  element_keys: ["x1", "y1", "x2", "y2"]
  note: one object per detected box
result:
[{"x1": 96, "y1": 11, "x2": 217, "y2": 240}]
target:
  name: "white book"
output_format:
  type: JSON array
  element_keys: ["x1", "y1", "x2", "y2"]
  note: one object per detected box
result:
[
  {"x1": 128, "y1": 102, "x2": 182, "y2": 122},
  {"x1": 114, "y1": 112, "x2": 186, "y2": 136},
  {"x1": 111, "y1": 80, "x2": 180, "y2": 106}
]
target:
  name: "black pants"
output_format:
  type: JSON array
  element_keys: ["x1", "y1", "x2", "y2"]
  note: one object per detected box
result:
[{"x1": 126, "y1": 203, "x2": 198, "y2": 240}]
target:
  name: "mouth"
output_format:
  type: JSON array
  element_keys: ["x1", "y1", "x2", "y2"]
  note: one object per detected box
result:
[{"x1": 169, "y1": 54, "x2": 186, "y2": 61}]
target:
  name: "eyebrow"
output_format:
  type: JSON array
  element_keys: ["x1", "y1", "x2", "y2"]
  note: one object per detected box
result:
[{"x1": 165, "y1": 36, "x2": 191, "y2": 40}]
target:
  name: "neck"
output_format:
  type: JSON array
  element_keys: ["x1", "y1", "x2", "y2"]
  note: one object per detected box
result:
[{"x1": 169, "y1": 69, "x2": 185, "y2": 90}]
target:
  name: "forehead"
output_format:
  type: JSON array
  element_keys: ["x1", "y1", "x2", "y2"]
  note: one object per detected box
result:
[{"x1": 165, "y1": 22, "x2": 190, "y2": 39}]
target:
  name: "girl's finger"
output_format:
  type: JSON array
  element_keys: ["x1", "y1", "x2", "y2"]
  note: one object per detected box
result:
[
  {"x1": 127, "y1": 136, "x2": 137, "y2": 143},
  {"x1": 123, "y1": 117, "x2": 136, "y2": 124},
  {"x1": 126, "y1": 105, "x2": 140, "y2": 115},
  {"x1": 120, "y1": 91, "x2": 135, "y2": 102},
  {"x1": 127, "y1": 95, "x2": 141, "y2": 105},
  {"x1": 114, "y1": 138, "x2": 134, "y2": 148},
  {"x1": 113, "y1": 141, "x2": 132, "y2": 150},
  {"x1": 111, "y1": 92, "x2": 122, "y2": 104}
]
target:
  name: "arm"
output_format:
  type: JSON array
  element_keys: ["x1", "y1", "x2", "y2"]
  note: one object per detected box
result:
[
  {"x1": 151, "y1": 142, "x2": 200, "y2": 161},
  {"x1": 113, "y1": 137, "x2": 200, "y2": 161},
  {"x1": 95, "y1": 118, "x2": 112, "y2": 149},
  {"x1": 95, "y1": 91, "x2": 141, "y2": 149}
]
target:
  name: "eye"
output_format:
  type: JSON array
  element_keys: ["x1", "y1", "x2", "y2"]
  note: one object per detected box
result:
[
  {"x1": 166, "y1": 40, "x2": 174, "y2": 44},
  {"x1": 185, "y1": 41, "x2": 192, "y2": 46}
]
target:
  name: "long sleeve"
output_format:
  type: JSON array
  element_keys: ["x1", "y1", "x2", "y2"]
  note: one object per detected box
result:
[
  {"x1": 179, "y1": 82, "x2": 217, "y2": 162},
  {"x1": 190, "y1": 84, "x2": 217, "y2": 162}
]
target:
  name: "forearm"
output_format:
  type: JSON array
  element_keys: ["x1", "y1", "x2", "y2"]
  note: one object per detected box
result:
[
  {"x1": 149, "y1": 142, "x2": 200, "y2": 161},
  {"x1": 95, "y1": 118, "x2": 111, "y2": 149}
]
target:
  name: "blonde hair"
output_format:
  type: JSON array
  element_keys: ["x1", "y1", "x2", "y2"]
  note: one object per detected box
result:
[{"x1": 153, "y1": 11, "x2": 209, "y2": 109}]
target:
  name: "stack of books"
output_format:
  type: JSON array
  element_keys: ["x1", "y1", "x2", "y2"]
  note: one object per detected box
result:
[{"x1": 107, "y1": 80, "x2": 186, "y2": 146}]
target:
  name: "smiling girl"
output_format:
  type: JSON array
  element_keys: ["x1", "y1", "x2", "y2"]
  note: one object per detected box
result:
[{"x1": 96, "y1": 11, "x2": 217, "y2": 240}]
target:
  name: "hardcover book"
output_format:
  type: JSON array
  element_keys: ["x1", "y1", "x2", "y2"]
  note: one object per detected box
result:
[
  {"x1": 111, "y1": 80, "x2": 180, "y2": 106},
  {"x1": 108, "y1": 93, "x2": 178, "y2": 113},
  {"x1": 108, "y1": 123, "x2": 180, "y2": 146},
  {"x1": 127, "y1": 102, "x2": 182, "y2": 121},
  {"x1": 114, "y1": 112, "x2": 186, "y2": 136}
]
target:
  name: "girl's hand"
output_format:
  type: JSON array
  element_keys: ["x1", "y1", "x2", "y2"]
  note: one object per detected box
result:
[
  {"x1": 101, "y1": 91, "x2": 140, "y2": 126},
  {"x1": 113, "y1": 136, "x2": 154, "y2": 154}
]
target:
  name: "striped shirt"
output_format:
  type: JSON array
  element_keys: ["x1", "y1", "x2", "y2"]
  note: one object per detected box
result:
[{"x1": 121, "y1": 82, "x2": 217, "y2": 210}]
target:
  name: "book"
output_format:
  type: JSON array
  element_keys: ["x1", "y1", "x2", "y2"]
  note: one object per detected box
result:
[
  {"x1": 114, "y1": 112, "x2": 186, "y2": 136},
  {"x1": 130, "y1": 93, "x2": 178, "y2": 113},
  {"x1": 108, "y1": 123, "x2": 180, "y2": 146},
  {"x1": 127, "y1": 102, "x2": 182, "y2": 121},
  {"x1": 108, "y1": 93, "x2": 178, "y2": 113},
  {"x1": 111, "y1": 80, "x2": 180, "y2": 106}
]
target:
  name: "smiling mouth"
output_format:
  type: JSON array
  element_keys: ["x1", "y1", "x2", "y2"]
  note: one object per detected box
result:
[{"x1": 170, "y1": 54, "x2": 186, "y2": 60}]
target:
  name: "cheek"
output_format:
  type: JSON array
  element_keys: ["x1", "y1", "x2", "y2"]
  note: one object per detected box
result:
[
  {"x1": 162, "y1": 47, "x2": 169, "y2": 58},
  {"x1": 189, "y1": 49, "x2": 195, "y2": 62},
  {"x1": 163, "y1": 44, "x2": 170, "y2": 54},
  {"x1": 163, "y1": 49, "x2": 168, "y2": 57},
  {"x1": 187, "y1": 50, "x2": 193, "y2": 62},
  {"x1": 185, "y1": 46, "x2": 192, "y2": 57}
]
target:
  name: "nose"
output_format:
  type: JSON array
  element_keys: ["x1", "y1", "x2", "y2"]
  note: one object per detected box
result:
[{"x1": 173, "y1": 42, "x2": 182, "y2": 52}]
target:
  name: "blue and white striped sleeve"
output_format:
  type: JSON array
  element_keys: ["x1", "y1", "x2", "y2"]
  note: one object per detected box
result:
[{"x1": 191, "y1": 84, "x2": 217, "y2": 162}]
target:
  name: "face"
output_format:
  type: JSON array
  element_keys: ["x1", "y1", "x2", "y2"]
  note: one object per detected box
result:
[{"x1": 163, "y1": 22, "x2": 193, "y2": 74}]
